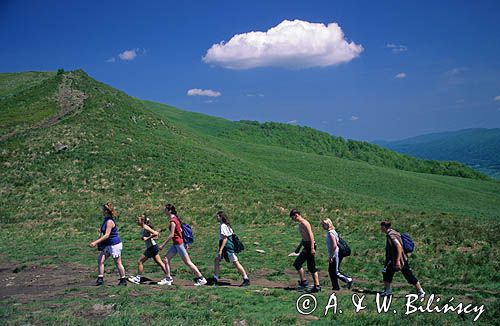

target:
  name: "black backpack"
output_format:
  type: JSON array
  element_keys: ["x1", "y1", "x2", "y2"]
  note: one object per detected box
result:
[
  {"x1": 338, "y1": 237, "x2": 351, "y2": 257},
  {"x1": 231, "y1": 234, "x2": 245, "y2": 253}
]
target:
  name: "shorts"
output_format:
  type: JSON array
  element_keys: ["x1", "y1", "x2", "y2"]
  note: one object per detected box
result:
[
  {"x1": 144, "y1": 244, "x2": 160, "y2": 259},
  {"x1": 103, "y1": 242, "x2": 123, "y2": 258},
  {"x1": 166, "y1": 244, "x2": 188, "y2": 258},
  {"x1": 293, "y1": 242, "x2": 317, "y2": 273},
  {"x1": 216, "y1": 250, "x2": 238, "y2": 263}
]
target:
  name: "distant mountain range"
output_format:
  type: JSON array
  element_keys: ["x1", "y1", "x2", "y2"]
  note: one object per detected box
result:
[{"x1": 374, "y1": 128, "x2": 500, "y2": 179}]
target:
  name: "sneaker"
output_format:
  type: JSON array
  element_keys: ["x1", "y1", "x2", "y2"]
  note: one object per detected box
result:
[
  {"x1": 346, "y1": 279, "x2": 354, "y2": 289},
  {"x1": 128, "y1": 275, "x2": 141, "y2": 284},
  {"x1": 418, "y1": 290, "x2": 426, "y2": 300},
  {"x1": 240, "y1": 278, "x2": 250, "y2": 287},
  {"x1": 118, "y1": 278, "x2": 127, "y2": 286},
  {"x1": 309, "y1": 285, "x2": 321, "y2": 293},
  {"x1": 194, "y1": 277, "x2": 207, "y2": 286},
  {"x1": 158, "y1": 277, "x2": 173, "y2": 286},
  {"x1": 297, "y1": 280, "x2": 309, "y2": 291},
  {"x1": 380, "y1": 289, "x2": 392, "y2": 297},
  {"x1": 95, "y1": 276, "x2": 104, "y2": 286}
]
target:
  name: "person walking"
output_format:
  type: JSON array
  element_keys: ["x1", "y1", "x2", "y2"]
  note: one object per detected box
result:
[
  {"x1": 289, "y1": 209, "x2": 321, "y2": 293},
  {"x1": 380, "y1": 221, "x2": 425, "y2": 298}
]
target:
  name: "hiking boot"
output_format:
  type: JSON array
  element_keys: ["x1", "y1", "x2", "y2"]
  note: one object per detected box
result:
[
  {"x1": 128, "y1": 275, "x2": 141, "y2": 284},
  {"x1": 95, "y1": 276, "x2": 104, "y2": 286},
  {"x1": 194, "y1": 277, "x2": 207, "y2": 286},
  {"x1": 346, "y1": 279, "x2": 354, "y2": 289},
  {"x1": 310, "y1": 285, "x2": 321, "y2": 293},
  {"x1": 158, "y1": 277, "x2": 173, "y2": 286},
  {"x1": 240, "y1": 278, "x2": 250, "y2": 287},
  {"x1": 297, "y1": 280, "x2": 309, "y2": 291},
  {"x1": 380, "y1": 289, "x2": 392, "y2": 297},
  {"x1": 118, "y1": 278, "x2": 127, "y2": 286}
]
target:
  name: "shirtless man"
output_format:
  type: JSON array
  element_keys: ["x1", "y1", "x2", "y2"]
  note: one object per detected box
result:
[{"x1": 289, "y1": 209, "x2": 321, "y2": 292}]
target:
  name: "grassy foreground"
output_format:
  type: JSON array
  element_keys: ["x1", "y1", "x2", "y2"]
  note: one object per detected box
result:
[{"x1": 0, "y1": 70, "x2": 499, "y2": 325}]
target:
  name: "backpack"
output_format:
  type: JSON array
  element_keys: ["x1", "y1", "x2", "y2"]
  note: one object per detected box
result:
[
  {"x1": 401, "y1": 233, "x2": 414, "y2": 253},
  {"x1": 181, "y1": 223, "x2": 195, "y2": 245},
  {"x1": 231, "y1": 234, "x2": 245, "y2": 253},
  {"x1": 338, "y1": 237, "x2": 351, "y2": 257}
]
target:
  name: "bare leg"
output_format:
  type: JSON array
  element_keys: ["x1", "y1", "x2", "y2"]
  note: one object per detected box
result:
[
  {"x1": 113, "y1": 256, "x2": 126, "y2": 278},
  {"x1": 414, "y1": 282, "x2": 423, "y2": 292},
  {"x1": 97, "y1": 252, "x2": 108, "y2": 276},
  {"x1": 181, "y1": 253, "x2": 202, "y2": 278},
  {"x1": 214, "y1": 256, "x2": 221, "y2": 277},
  {"x1": 298, "y1": 268, "x2": 306, "y2": 282},
  {"x1": 312, "y1": 272, "x2": 320, "y2": 286},
  {"x1": 153, "y1": 255, "x2": 168, "y2": 276},
  {"x1": 164, "y1": 248, "x2": 176, "y2": 279},
  {"x1": 137, "y1": 255, "x2": 148, "y2": 275},
  {"x1": 233, "y1": 261, "x2": 248, "y2": 279}
]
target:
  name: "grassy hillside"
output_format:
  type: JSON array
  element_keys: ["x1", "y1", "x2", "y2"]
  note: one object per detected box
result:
[
  {"x1": 0, "y1": 71, "x2": 59, "y2": 138},
  {"x1": 375, "y1": 129, "x2": 500, "y2": 179},
  {"x1": 1, "y1": 70, "x2": 499, "y2": 325},
  {"x1": 142, "y1": 101, "x2": 487, "y2": 180}
]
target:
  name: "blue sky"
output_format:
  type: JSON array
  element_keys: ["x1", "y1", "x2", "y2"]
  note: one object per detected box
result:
[{"x1": 1, "y1": 0, "x2": 499, "y2": 141}]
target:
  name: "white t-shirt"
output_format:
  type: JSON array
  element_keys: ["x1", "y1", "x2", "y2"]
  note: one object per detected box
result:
[
  {"x1": 326, "y1": 229, "x2": 340, "y2": 258},
  {"x1": 219, "y1": 223, "x2": 233, "y2": 240}
]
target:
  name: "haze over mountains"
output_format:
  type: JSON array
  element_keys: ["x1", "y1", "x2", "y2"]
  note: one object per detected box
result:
[{"x1": 374, "y1": 129, "x2": 500, "y2": 179}]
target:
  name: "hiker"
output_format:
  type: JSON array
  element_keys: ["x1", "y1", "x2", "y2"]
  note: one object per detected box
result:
[
  {"x1": 213, "y1": 211, "x2": 250, "y2": 286},
  {"x1": 158, "y1": 204, "x2": 207, "y2": 286},
  {"x1": 380, "y1": 221, "x2": 425, "y2": 298},
  {"x1": 128, "y1": 215, "x2": 172, "y2": 285},
  {"x1": 322, "y1": 218, "x2": 353, "y2": 290},
  {"x1": 89, "y1": 202, "x2": 127, "y2": 286},
  {"x1": 289, "y1": 209, "x2": 321, "y2": 293}
]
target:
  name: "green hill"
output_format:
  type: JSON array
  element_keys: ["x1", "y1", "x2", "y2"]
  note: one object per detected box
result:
[
  {"x1": 1, "y1": 70, "x2": 499, "y2": 325},
  {"x1": 374, "y1": 129, "x2": 500, "y2": 179}
]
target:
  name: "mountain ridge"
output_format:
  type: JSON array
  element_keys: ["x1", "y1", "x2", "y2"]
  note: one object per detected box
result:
[{"x1": 374, "y1": 128, "x2": 500, "y2": 179}]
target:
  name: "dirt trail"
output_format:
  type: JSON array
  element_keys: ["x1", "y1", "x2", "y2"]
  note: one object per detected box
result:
[
  {"x1": 0, "y1": 72, "x2": 87, "y2": 142},
  {"x1": 41, "y1": 73, "x2": 87, "y2": 128},
  {"x1": 1, "y1": 262, "x2": 497, "y2": 303}
]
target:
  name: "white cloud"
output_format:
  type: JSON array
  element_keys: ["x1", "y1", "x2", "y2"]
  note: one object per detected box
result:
[
  {"x1": 350, "y1": 116, "x2": 360, "y2": 121},
  {"x1": 119, "y1": 49, "x2": 138, "y2": 61},
  {"x1": 386, "y1": 43, "x2": 408, "y2": 53},
  {"x1": 203, "y1": 19, "x2": 363, "y2": 69},
  {"x1": 187, "y1": 88, "x2": 221, "y2": 97},
  {"x1": 106, "y1": 57, "x2": 116, "y2": 63},
  {"x1": 395, "y1": 72, "x2": 407, "y2": 79},
  {"x1": 493, "y1": 95, "x2": 500, "y2": 101},
  {"x1": 287, "y1": 120, "x2": 299, "y2": 124}
]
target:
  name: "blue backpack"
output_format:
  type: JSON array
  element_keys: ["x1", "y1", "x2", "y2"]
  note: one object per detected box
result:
[
  {"x1": 401, "y1": 233, "x2": 415, "y2": 253},
  {"x1": 181, "y1": 223, "x2": 195, "y2": 245}
]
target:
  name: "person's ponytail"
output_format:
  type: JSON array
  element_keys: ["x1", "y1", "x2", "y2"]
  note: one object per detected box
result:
[{"x1": 103, "y1": 202, "x2": 118, "y2": 218}]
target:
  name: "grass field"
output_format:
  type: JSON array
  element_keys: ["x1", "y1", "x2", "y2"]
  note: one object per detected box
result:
[{"x1": 0, "y1": 70, "x2": 499, "y2": 325}]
